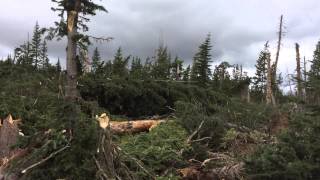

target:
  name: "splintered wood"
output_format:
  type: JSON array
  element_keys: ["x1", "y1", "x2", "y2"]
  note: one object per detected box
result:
[
  {"x1": 0, "y1": 115, "x2": 21, "y2": 166},
  {"x1": 96, "y1": 113, "x2": 165, "y2": 134}
]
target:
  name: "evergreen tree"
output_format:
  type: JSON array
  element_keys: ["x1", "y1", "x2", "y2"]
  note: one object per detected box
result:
[
  {"x1": 153, "y1": 46, "x2": 171, "y2": 79},
  {"x1": 253, "y1": 43, "x2": 269, "y2": 95},
  {"x1": 212, "y1": 62, "x2": 231, "y2": 89},
  {"x1": 112, "y1": 47, "x2": 130, "y2": 78},
  {"x1": 56, "y1": 58, "x2": 62, "y2": 72},
  {"x1": 308, "y1": 40, "x2": 320, "y2": 103},
  {"x1": 39, "y1": 40, "x2": 49, "y2": 69},
  {"x1": 171, "y1": 56, "x2": 183, "y2": 80},
  {"x1": 104, "y1": 60, "x2": 113, "y2": 78},
  {"x1": 191, "y1": 34, "x2": 212, "y2": 85},
  {"x1": 182, "y1": 65, "x2": 191, "y2": 81},
  {"x1": 15, "y1": 41, "x2": 32, "y2": 66},
  {"x1": 91, "y1": 47, "x2": 102, "y2": 73},
  {"x1": 130, "y1": 57, "x2": 143, "y2": 79},
  {"x1": 50, "y1": 0, "x2": 107, "y2": 100},
  {"x1": 31, "y1": 22, "x2": 43, "y2": 69}
]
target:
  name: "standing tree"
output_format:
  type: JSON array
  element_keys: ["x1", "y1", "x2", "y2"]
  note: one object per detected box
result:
[
  {"x1": 130, "y1": 56, "x2": 143, "y2": 79},
  {"x1": 270, "y1": 15, "x2": 284, "y2": 103},
  {"x1": 153, "y1": 45, "x2": 171, "y2": 79},
  {"x1": 253, "y1": 42, "x2": 269, "y2": 100},
  {"x1": 39, "y1": 40, "x2": 49, "y2": 69},
  {"x1": 171, "y1": 56, "x2": 183, "y2": 80},
  {"x1": 91, "y1": 47, "x2": 102, "y2": 73},
  {"x1": 295, "y1": 43, "x2": 303, "y2": 99},
  {"x1": 112, "y1": 47, "x2": 130, "y2": 78},
  {"x1": 182, "y1": 65, "x2": 191, "y2": 81},
  {"x1": 56, "y1": 58, "x2": 62, "y2": 72},
  {"x1": 31, "y1": 22, "x2": 43, "y2": 69},
  {"x1": 308, "y1": 40, "x2": 320, "y2": 104},
  {"x1": 191, "y1": 34, "x2": 212, "y2": 86},
  {"x1": 49, "y1": 0, "x2": 107, "y2": 100}
]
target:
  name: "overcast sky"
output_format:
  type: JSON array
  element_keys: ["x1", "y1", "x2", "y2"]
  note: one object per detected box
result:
[{"x1": 0, "y1": 0, "x2": 319, "y2": 79}]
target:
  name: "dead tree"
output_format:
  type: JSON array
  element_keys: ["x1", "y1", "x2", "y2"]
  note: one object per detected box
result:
[
  {"x1": 295, "y1": 43, "x2": 303, "y2": 98},
  {"x1": 266, "y1": 46, "x2": 275, "y2": 106},
  {"x1": 270, "y1": 15, "x2": 284, "y2": 105}
]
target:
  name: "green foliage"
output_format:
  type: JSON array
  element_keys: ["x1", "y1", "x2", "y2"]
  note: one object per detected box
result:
[
  {"x1": 191, "y1": 34, "x2": 212, "y2": 85},
  {"x1": 152, "y1": 46, "x2": 171, "y2": 80},
  {"x1": 252, "y1": 43, "x2": 269, "y2": 102},
  {"x1": 246, "y1": 109, "x2": 320, "y2": 180},
  {"x1": 175, "y1": 101, "x2": 225, "y2": 148},
  {"x1": 112, "y1": 47, "x2": 130, "y2": 78},
  {"x1": 307, "y1": 40, "x2": 320, "y2": 104},
  {"x1": 91, "y1": 47, "x2": 103, "y2": 74},
  {"x1": 119, "y1": 122, "x2": 189, "y2": 179}
]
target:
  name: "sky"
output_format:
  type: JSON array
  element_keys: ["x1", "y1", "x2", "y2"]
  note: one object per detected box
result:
[{"x1": 0, "y1": 0, "x2": 319, "y2": 81}]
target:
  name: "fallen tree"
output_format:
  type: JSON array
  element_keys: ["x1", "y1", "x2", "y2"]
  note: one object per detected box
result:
[{"x1": 96, "y1": 114, "x2": 166, "y2": 135}]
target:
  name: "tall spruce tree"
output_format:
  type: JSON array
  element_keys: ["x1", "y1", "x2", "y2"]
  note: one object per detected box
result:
[
  {"x1": 171, "y1": 56, "x2": 183, "y2": 80},
  {"x1": 191, "y1": 34, "x2": 212, "y2": 85},
  {"x1": 308, "y1": 40, "x2": 320, "y2": 104},
  {"x1": 182, "y1": 65, "x2": 191, "y2": 81},
  {"x1": 130, "y1": 57, "x2": 143, "y2": 79},
  {"x1": 31, "y1": 22, "x2": 43, "y2": 69},
  {"x1": 56, "y1": 58, "x2": 62, "y2": 72},
  {"x1": 153, "y1": 45, "x2": 171, "y2": 79},
  {"x1": 112, "y1": 47, "x2": 130, "y2": 78},
  {"x1": 15, "y1": 40, "x2": 33, "y2": 66},
  {"x1": 253, "y1": 42, "x2": 269, "y2": 95},
  {"x1": 50, "y1": 0, "x2": 107, "y2": 100},
  {"x1": 39, "y1": 40, "x2": 49, "y2": 69},
  {"x1": 91, "y1": 47, "x2": 102, "y2": 73}
]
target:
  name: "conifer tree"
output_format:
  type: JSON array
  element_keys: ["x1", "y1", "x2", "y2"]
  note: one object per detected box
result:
[
  {"x1": 15, "y1": 41, "x2": 33, "y2": 66},
  {"x1": 191, "y1": 34, "x2": 212, "y2": 85},
  {"x1": 50, "y1": 0, "x2": 107, "y2": 100},
  {"x1": 31, "y1": 22, "x2": 43, "y2": 69},
  {"x1": 130, "y1": 57, "x2": 143, "y2": 79},
  {"x1": 91, "y1": 47, "x2": 102, "y2": 73},
  {"x1": 308, "y1": 40, "x2": 320, "y2": 104},
  {"x1": 153, "y1": 45, "x2": 171, "y2": 79},
  {"x1": 182, "y1": 65, "x2": 191, "y2": 81},
  {"x1": 171, "y1": 56, "x2": 183, "y2": 80},
  {"x1": 112, "y1": 47, "x2": 129, "y2": 78},
  {"x1": 253, "y1": 42, "x2": 269, "y2": 95},
  {"x1": 56, "y1": 58, "x2": 62, "y2": 72},
  {"x1": 39, "y1": 40, "x2": 49, "y2": 69},
  {"x1": 104, "y1": 60, "x2": 113, "y2": 78}
]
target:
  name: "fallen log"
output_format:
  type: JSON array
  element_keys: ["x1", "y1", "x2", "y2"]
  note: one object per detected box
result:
[
  {"x1": 96, "y1": 113, "x2": 166, "y2": 135},
  {"x1": 110, "y1": 120, "x2": 165, "y2": 134}
]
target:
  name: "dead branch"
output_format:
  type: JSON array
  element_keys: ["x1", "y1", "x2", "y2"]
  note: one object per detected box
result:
[
  {"x1": 21, "y1": 145, "x2": 70, "y2": 174},
  {"x1": 187, "y1": 121, "x2": 204, "y2": 144}
]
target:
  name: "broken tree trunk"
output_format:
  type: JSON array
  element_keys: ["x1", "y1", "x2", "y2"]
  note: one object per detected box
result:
[
  {"x1": 266, "y1": 43, "x2": 276, "y2": 106},
  {"x1": 0, "y1": 115, "x2": 21, "y2": 165},
  {"x1": 295, "y1": 43, "x2": 303, "y2": 99},
  {"x1": 110, "y1": 120, "x2": 165, "y2": 135}
]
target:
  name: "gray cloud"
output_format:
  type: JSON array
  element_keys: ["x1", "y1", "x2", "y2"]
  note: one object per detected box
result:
[{"x1": 0, "y1": 0, "x2": 319, "y2": 75}]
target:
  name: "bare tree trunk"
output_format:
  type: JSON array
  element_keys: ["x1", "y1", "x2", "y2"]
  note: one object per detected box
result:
[
  {"x1": 270, "y1": 15, "x2": 284, "y2": 104},
  {"x1": 303, "y1": 56, "x2": 307, "y2": 101},
  {"x1": 65, "y1": 1, "x2": 81, "y2": 101},
  {"x1": 272, "y1": 15, "x2": 284, "y2": 80},
  {"x1": 295, "y1": 43, "x2": 303, "y2": 98},
  {"x1": 266, "y1": 51, "x2": 275, "y2": 106}
]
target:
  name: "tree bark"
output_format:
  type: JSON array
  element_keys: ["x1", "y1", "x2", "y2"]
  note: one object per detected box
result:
[
  {"x1": 110, "y1": 120, "x2": 165, "y2": 134},
  {"x1": 295, "y1": 43, "x2": 303, "y2": 98},
  {"x1": 65, "y1": 0, "x2": 81, "y2": 101},
  {"x1": 266, "y1": 50, "x2": 275, "y2": 106},
  {"x1": 272, "y1": 15, "x2": 283, "y2": 81}
]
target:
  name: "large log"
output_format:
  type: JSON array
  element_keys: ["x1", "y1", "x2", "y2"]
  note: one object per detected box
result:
[
  {"x1": 96, "y1": 113, "x2": 166, "y2": 134},
  {"x1": 109, "y1": 120, "x2": 165, "y2": 134}
]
